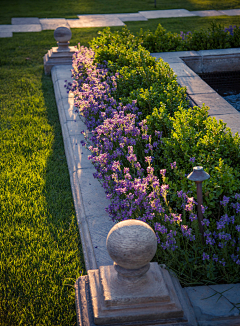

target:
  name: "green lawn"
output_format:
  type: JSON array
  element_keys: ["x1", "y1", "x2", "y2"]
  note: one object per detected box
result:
[
  {"x1": 0, "y1": 0, "x2": 240, "y2": 24},
  {"x1": 1, "y1": 0, "x2": 240, "y2": 325},
  {"x1": 0, "y1": 32, "x2": 86, "y2": 325}
]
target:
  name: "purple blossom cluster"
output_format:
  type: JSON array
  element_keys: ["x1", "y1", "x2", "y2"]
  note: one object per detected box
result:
[
  {"x1": 69, "y1": 44, "x2": 240, "y2": 275},
  {"x1": 224, "y1": 25, "x2": 240, "y2": 36},
  {"x1": 179, "y1": 31, "x2": 191, "y2": 40}
]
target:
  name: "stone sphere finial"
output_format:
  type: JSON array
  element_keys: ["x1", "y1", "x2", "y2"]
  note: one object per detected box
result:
[
  {"x1": 106, "y1": 220, "x2": 157, "y2": 280},
  {"x1": 54, "y1": 26, "x2": 72, "y2": 50}
]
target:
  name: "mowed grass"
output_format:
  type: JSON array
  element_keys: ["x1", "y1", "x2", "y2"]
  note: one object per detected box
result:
[
  {"x1": 125, "y1": 15, "x2": 240, "y2": 34},
  {"x1": 0, "y1": 0, "x2": 240, "y2": 24},
  {"x1": 0, "y1": 32, "x2": 86, "y2": 325},
  {"x1": 1, "y1": 0, "x2": 240, "y2": 324}
]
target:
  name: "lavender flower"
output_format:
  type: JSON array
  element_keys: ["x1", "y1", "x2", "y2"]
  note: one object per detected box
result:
[{"x1": 202, "y1": 252, "x2": 210, "y2": 260}]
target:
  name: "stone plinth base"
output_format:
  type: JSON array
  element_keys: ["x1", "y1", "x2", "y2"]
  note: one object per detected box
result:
[
  {"x1": 75, "y1": 264, "x2": 197, "y2": 326},
  {"x1": 43, "y1": 46, "x2": 76, "y2": 75}
]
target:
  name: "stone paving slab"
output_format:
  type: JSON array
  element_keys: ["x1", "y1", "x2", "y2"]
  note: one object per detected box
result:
[
  {"x1": 139, "y1": 9, "x2": 196, "y2": 19},
  {"x1": 103, "y1": 13, "x2": 148, "y2": 21},
  {"x1": 177, "y1": 76, "x2": 216, "y2": 95},
  {"x1": 218, "y1": 9, "x2": 240, "y2": 16},
  {"x1": 197, "y1": 47, "x2": 240, "y2": 56},
  {"x1": 152, "y1": 51, "x2": 199, "y2": 63},
  {"x1": 0, "y1": 24, "x2": 42, "y2": 32},
  {"x1": 54, "y1": 79, "x2": 75, "y2": 102},
  {"x1": 11, "y1": 17, "x2": 40, "y2": 24},
  {"x1": 76, "y1": 168, "x2": 114, "y2": 267},
  {"x1": 190, "y1": 10, "x2": 222, "y2": 17},
  {"x1": 39, "y1": 18, "x2": 70, "y2": 30},
  {"x1": 0, "y1": 31, "x2": 13, "y2": 38},
  {"x1": 61, "y1": 100, "x2": 79, "y2": 121},
  {"x1": 169, "y1": 62, "x2": 198, "y2": 77},
  {"x1": 185, "y1": 285, "x2": 240, "y2": 322},
  {"x1": 51, "y1": 64, "x2": 73, "y2": 84},
  {"x1": 213, "y1": 113, "x2": 240, "y2": 136},
  {"x1": 76, "y1": 15, "x2": 125, "y2": 27},
  {"x1": 70, "y1": 134, "x2": 93, "y2": 170},
  {"x1": 66, "y1": 119, "x2": 85, "y2": 136},
  {"x1": 189, "y1": 93, "x2": 240, "y2": 116}
]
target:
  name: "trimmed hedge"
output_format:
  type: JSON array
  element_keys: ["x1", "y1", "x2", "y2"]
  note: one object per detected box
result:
[{"x1": 68, "y1": 25, "x2": 240, "y2": 286}]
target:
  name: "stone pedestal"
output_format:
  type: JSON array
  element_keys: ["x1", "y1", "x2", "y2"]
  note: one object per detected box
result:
[
  {"x1": 75, "y1": 220, "x2": 197, "y2": 326},
  {"x1": 43, "y1": 26, "x2": 76, "y2": 75}
]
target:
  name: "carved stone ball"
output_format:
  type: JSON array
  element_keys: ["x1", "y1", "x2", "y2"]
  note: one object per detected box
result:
[
  {"x1": 106, "y1": 220, "x2": 157, "y2": 270},
  {"x1": 54, "y1": 26, "x2": 72, "y2": 43}
]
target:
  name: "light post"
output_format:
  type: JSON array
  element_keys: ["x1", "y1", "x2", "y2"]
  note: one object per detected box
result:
[{"x1": 187, "y1": 166, "x2": 210, "y2": 238}]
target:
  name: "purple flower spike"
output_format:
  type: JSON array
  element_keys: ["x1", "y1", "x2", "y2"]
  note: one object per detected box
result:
[{"x1": 202, "y1": 252, "x2": 209, "y2": 261}]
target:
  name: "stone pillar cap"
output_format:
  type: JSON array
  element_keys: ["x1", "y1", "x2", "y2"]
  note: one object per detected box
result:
[
  {"x1": 54, "y1": 26, "x2": 72, "y2": 43},
  {"x1": 106, "y1": 219, "x2": 157, "y2": 270}
]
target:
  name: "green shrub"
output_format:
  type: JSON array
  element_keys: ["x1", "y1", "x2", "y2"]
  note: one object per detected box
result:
[
  {"x1": 84, "y1": 25, "x2": 240, "y2": 285},
  {"x1": 90, "y1": 22, "x2": 240, "y2": 54},
  {"x1": 136, "y1": 24, "x2": 186, "y2": 52},
  {"x1": 147, "y1": 105, "x2": 240, "y2": 219}
]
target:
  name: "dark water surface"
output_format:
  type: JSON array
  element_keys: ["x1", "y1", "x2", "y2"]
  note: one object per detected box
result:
[{"x1": 199, "y1": 71, "x2": 240, "y2": 112}]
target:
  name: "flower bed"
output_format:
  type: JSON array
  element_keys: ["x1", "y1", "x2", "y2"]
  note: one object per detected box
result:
[{"x1": 67, "y1": 27, "x2": 240, "y2": 286}]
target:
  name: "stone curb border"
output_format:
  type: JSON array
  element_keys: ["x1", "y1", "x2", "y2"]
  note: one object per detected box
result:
[
  {"x1": 52, "y1": 66, "x2": 97, "y2": 271},
  {"x1": 51, "y1": 65, "x2": 114, "y2": 271}
]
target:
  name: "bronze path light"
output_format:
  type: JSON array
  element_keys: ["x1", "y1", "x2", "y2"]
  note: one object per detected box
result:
[{"x1": 187, "y1": 166, "x2": 210, "y2": 238}]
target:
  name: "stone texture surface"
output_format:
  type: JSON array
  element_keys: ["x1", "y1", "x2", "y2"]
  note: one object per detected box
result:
[
  {"x1": 201, "y1": 54, "x2": 240, "y2": 73},
  {"x1": 67, "y1": 19, "x2": 87, "y2": 28},
  {"x1": 70, "y1": 134, "x2": 92, "y2": 170},
  {"x1": 40, "y1": 18, "x2": 70, "y2": 30},
  {"x1": 185, "y1": 285, "x2": 240, "y2": 323},
  {"x1": 139, "y1": 9, "x2": 196, "y2": 19},
  {"x1": 189, "y1": 93, "x2": 240, "y2": 116},
  {"x1": 218, "y1": 9, "x2": 240, "y2": 16},
  {"x1": 11, "y1": 17, "x2": 40, "y2": 24},
  {"x1": 197, "y1": 48, "x2": 240, "y2": 56},
  {"x1": 152, "y1": 51, "x2": 199, "y2": 64},
  {"x1": 51, "y1": 64, "x2": 73, "y2": 84},
  {"x1": 0, "y1": 31, "x2": 12, "y2": 38},
  {"x1": 104, "y1": 13, "x2": 148, "y2": 21},
  {"x1": 75, "y1": 273, "x2": 196, "y2": 326},
  {"x1": 88, "y1": 264, "x2": 191, "y2": 325},
  {"x1": 190, "y1": 10, "x2": 222, "y2": 17},
  {"x1": 99, "y1": 263, "x2": 170, "y2": 307},
  {"x1": 213, "y1": 113, "x2": 240, "y2": 136},
  {"x1": 170, "y1": 62, "x2": 198, "y2": 77},
  {"x1": 177, "y1": 76, "x2": 216, "y2": 95},
  {"x1": 151, "y1": 52, "x2": 183, "y2": 63},
  {"x1": 44, "y1": 46, "x2": 76, "y2": 75},
  {"x1": 0, "y1": 24, "x2": 42, "y2": 32},
  {"x1": 54, "y1": 26, "x2": 72, "y2": 42},
  {"x1": 76, "y1": 15, "x2": 125, "y2": 27},
  {"x1": 106, "y1": 220, "x2": 157, "y2": 270}
]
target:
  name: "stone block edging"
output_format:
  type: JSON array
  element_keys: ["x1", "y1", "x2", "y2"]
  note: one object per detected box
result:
[
  {"x1": 51, "y1": 65, "x2": 114, "y2": 271},
  {"x1": 151, "y1": 48, "x2": 240, "y2": 136}
]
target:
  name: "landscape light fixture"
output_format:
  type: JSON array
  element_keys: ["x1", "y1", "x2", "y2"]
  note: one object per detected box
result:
[{"x1": 187, "y1": 166, "x2": 210, "y2": 238}]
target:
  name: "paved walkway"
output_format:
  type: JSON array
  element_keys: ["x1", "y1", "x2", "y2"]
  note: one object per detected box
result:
[{"x1": 1, "y1": 8, "x2": 240, "y2": 38}]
